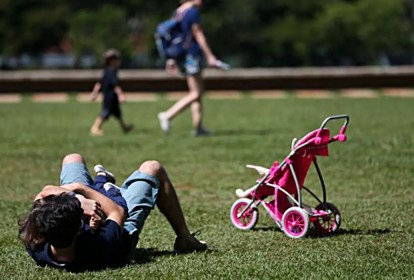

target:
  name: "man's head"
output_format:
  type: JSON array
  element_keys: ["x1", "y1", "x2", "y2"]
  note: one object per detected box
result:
[{"x1": 19, "y1": 193, "x2": 83, "y2": 249}]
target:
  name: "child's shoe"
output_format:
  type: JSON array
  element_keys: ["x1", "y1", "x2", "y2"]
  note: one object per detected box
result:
[
  {"x1": 90, "y1": 126, "x2": 104, "y2": 136},
  {"x1": 94, "y1": 165, "x2": 116, "y2": 184}
]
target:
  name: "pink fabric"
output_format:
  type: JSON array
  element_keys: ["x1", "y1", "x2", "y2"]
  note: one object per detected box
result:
[{"x1": 261, "y1": 128, "x2": 331, "y2": 220}]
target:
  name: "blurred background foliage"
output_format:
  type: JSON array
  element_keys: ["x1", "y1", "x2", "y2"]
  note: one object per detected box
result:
[{"x1": 0, "y1": 0, "x2": 413, "y2": 68}]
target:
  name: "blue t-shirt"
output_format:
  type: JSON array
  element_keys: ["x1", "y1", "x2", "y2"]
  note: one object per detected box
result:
[
  {"x1": 180, "y1": 7, "x2": 202, "y2": 56},
  {"x1": 27, "y1": 220, "x2": 131, "y2": 272},
  {"x1": 101, "y1": 67, "x2": 119, "y2": 108}
]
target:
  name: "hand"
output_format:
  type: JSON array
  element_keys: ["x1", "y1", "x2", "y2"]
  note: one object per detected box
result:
[
  {"x1": 208, "y1": 56, "x2": 230, "y2": 70},
  {"x1": 206, "y1": 55, "x2": 218, "y2": 67},
  {"x1": 76, "y1": 195, "x2": 105, "y2": 221},
  {"x1": 90, "y1": 92, "x2": 98, "y2": 101},
  {"x1": 118, "y1": 93, "x2": 126, "y2": 103},
  {"x1": 165, "y1": 59, "x2": 178, "y2": 75}
]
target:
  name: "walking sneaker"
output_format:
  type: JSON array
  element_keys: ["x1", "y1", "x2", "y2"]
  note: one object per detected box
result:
[
  {"x1": 94, "y1": 164, "x2": 116, "y2": 184},
  {"x1": 157, "y1": 112, "x2": 170, "y2": 135},
  {"x1": 192, "y1": 127, "x2": 212, "y2": 137}
]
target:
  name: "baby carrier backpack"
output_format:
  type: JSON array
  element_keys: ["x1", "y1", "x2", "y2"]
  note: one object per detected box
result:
[{"x1": 155, "y1": 10, "x2": 190, "y2": 60}]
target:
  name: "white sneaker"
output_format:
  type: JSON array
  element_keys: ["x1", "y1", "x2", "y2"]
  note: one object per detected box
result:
[
  {"x1": 94, "y1": 165, "x2": 116, "y2": 183},
  {"x1": 158, "y1": 112, "x2": 170, "y2": 135},
  {"x1": 192, "y1": 127, "x2": 212, "y2": 137},
  {"x1": 103, "y1": 182, "x2": 121, "y2": 191}
]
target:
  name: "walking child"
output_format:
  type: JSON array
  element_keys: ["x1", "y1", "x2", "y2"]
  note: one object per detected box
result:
[{"x1": 90, "y1": 49, "x2": 133, "y2": 136}]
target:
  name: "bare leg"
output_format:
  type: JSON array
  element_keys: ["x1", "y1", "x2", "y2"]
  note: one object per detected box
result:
[
  {"x1": 138, "y1": 160, "x2": 207, "y2": 252},
  {"x1": 90, "y1": 116, "x2": 104, "y2": 136},
  {"x1": 162, "y1": 73, "x2": 203, "y2": 130},
  {"x1": 62, "y1": 153, "x2": 85, "y2": 166}
]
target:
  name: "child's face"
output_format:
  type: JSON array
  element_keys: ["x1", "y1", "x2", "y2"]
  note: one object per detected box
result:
[{"x1": 110, "y1": 58, "x2": 121, "y2": 69}]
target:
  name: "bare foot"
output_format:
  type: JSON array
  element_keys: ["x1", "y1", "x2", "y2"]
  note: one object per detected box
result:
[{"x1": 174, "y1": 235, "x2": 208, "y2": 253}]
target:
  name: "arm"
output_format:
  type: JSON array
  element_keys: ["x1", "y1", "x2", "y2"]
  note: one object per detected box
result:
[
  {"x1": 62, "y1": 183, "x2": 126, "y2": 227},
  {"x1": 90, "y1": 82, "x2": 101, "y2": 101},
  {"x1": 114, "y1": 85, "x2": 126, "y2": 103},
  {"x1": 192, "y1": 23, "x2": 217, "y2": 66},
  {"x1": 34, "y1": 185, "x2": 104, "y2": 221}
]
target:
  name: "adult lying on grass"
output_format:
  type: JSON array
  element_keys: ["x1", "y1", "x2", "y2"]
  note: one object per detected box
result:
[{"x1": 18, "y1": 153, "x2": 207, "y2": 271}]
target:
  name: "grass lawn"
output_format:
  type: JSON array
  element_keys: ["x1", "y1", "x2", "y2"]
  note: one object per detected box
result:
[{"x1": 0, "y1": 96, "x2": 413, "y2": 279}]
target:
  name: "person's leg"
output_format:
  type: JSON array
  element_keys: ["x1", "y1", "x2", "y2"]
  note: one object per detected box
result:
[
  {"x1": 161, "y1": 73, "x2": 202, "y2": 122},
  {"x1": 115, "y1": 116, "x2": 133, "y2": 133},
  {"x1": 90, "y1": 115, "x2": 105, "y2": 136},
  {"x1": 158, "y1": 55, "x2": 207, "y2": 135},
  {"x1": 189, "y1": 73, "x2": 204, "y2": 131},
  {"x1": 137, "y1": 160, "x2": 207, "y2": 251},
  {"x1": 60, "y1": 153, "x2": 94, "y2": 187},
  {"x1": 112, "y1": 105, "x2": 133, "y2": 133}
]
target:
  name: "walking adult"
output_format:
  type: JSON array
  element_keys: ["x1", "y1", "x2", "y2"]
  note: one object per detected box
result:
[{"x1": 158, "y1": 0, "x2": 226, "y2": 136}]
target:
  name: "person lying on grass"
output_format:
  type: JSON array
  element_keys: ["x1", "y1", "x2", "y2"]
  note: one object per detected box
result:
[{"x1": 18, "y1": 153, "x2": 207, "y2": 272}]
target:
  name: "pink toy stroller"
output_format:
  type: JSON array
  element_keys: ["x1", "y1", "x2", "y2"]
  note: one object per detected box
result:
[{"x1": 230, "y1": 115, "x2": 350, "y2": 238}]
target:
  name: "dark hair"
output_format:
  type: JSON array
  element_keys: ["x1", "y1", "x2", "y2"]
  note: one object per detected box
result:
[
  {"x1": 18, "y1": 193, "x2": 83, "y2": 249},
  {"x1": 104, "y1": 48, "x2": 120, "y2": 66}
]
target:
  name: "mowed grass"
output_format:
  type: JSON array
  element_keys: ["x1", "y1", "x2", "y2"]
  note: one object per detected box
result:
[{"x1": 0, "y1": 96, "x2": 413, "y2": 279}]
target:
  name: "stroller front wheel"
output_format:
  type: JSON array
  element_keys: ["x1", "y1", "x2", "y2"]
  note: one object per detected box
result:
[
  {"x1": 282, "y1": 207, "x2": 309, "y2": 239},
  {"x1": 230, "y1": 198, "x2": 258, "y2": 230}
]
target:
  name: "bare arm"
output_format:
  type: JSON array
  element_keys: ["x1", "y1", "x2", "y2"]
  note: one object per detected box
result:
[
  {"x1": 90, "y1": 82, "x2": 101, "y2": 101},
  {"x1": 34, "y1": 185, "x2": 104, "y2": 221},
  {"x1": 192, "y1": 23, "x2": 217, "y2": 66},
  {"x1": 62, "y1": 183, "x2": 126, "y2": 227},
  {"x1": 114, "y1": 85, "x2": 126, "y2": 103}
]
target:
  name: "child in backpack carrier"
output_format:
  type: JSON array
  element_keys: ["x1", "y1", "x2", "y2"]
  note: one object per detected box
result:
[{"x1": 88, "y1": 165, "x2": 128, "y2": 230}]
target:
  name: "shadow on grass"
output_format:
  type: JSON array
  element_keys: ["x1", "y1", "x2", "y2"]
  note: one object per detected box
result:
[
  {"x1": 212, "y1": 129, "x2": 276, "y2": 137},
  {"x1": 129, "y1": 247, "x2": 213, "y2": 265},
  {"x1": 334, "y1": 228, "x2": 391, "y2": 236},
  {"x1": 129, "y1": 248, "x2": 174, "y2": 265},
  {"x1": 304, "y1": 228, "x2": 392, "y2": 239},
  {"x1": 252, "y1": 226, "x2": 391, "y2": 238}
]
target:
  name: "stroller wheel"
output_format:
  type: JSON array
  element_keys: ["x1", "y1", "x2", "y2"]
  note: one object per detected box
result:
[
  {"x1": 313, "y1": 202, "x2": 341, "y2": 235},
  {"x1": 282, "y1": 207, "x2": 309, "y2": 239},
  {"x1": 230, "y1": 198, "x2": 258, "y2": 230}
]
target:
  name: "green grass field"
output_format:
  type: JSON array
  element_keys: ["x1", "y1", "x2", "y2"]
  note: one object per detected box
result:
[{"x1": 0, "y1": 96, "x2": 413, "y2": 279}]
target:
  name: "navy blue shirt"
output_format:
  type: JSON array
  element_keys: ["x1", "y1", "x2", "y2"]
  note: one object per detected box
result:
[
  {"x1": 27, "y1": 220, "x2": 131, "y2": 272},
  {"x1": 180, "y1": 7, "x2": 202, "y2": 56},
  {"x1": 101, "y1": 67, "x2": 119, "y2": 109}
]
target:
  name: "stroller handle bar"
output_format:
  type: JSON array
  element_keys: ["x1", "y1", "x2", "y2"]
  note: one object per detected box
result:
[{"x1": 316, "y1": 115, "x2": 350, "y2": 143}]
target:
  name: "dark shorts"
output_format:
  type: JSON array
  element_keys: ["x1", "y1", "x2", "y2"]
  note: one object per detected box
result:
[{"x1": 100, "y1": 105, "x2": 121, "y2": 120}]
